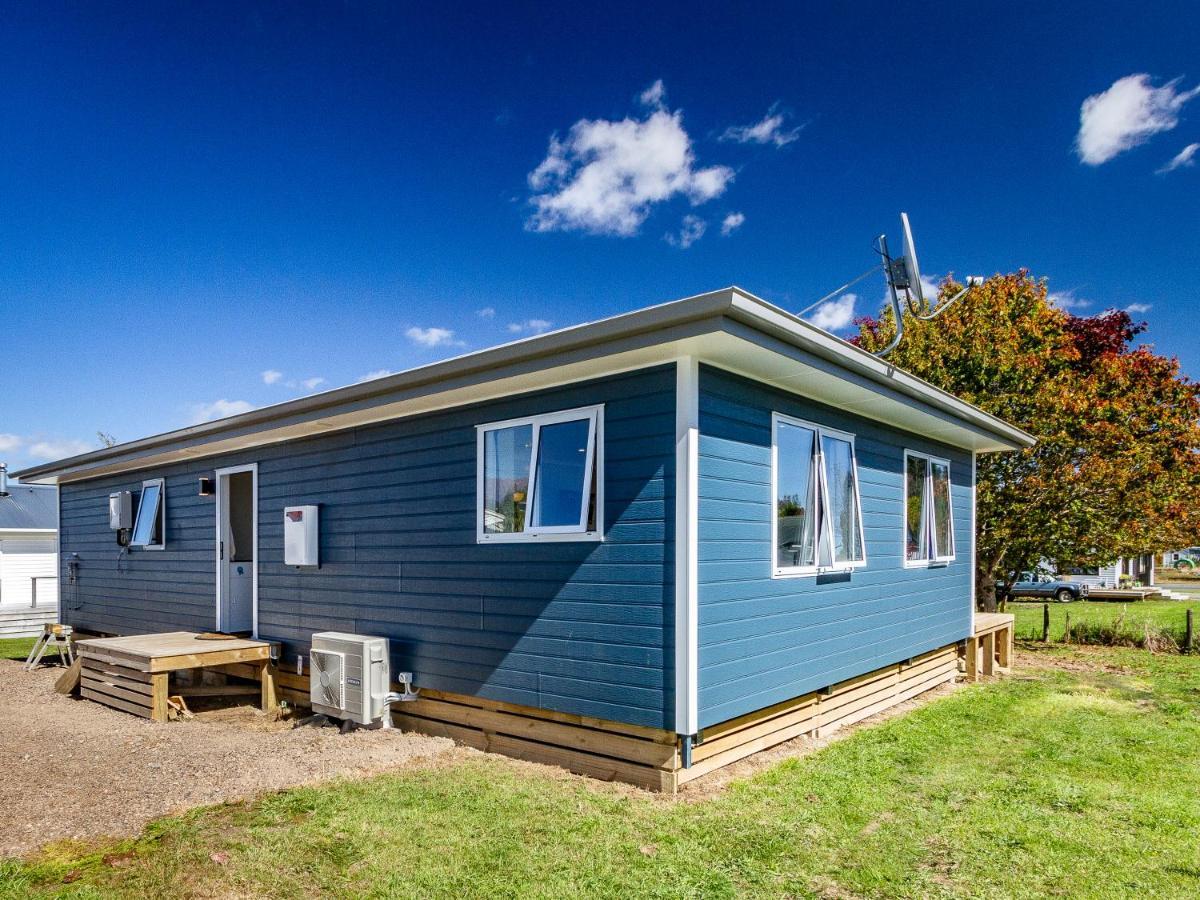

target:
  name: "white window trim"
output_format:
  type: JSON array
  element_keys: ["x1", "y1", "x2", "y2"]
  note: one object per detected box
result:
[
  {"x1": 131, "y1": 477, "x2": 166, "y2": 550},
  {"x1": 476, "y1": 404, "x2": 604, "y2": 543},
  {"x1": 771, "y1": 413, "x2": 868, "y2": 578},
  {"x1": 902, "y1": 450, "x2": 955, "y2": 567}
]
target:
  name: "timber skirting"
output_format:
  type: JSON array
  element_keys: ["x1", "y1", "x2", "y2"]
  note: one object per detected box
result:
[{"x1": 263, "y1": 642, "x2": 960, "y2": 792}]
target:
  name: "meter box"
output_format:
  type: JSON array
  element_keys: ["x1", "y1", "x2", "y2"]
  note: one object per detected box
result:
[
  {"x1": 284, "y1": 505, "x2": 319, "y2": 567},
  {"x1": 109, "y1": 491, "x2": 132, "y2": 530}
]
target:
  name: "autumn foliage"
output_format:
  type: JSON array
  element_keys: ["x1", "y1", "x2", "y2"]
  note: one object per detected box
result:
[{"x1": 854, "y1": 271, "x2": 1200, "y2": 610}]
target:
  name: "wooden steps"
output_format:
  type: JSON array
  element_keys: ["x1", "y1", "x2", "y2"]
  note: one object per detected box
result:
[
  {"x1": 966, "y1": 613, "x2": 1014, "y2": 681},
  {"x1": 76, "y1": 632, "x2": 277, "y2": 723}
]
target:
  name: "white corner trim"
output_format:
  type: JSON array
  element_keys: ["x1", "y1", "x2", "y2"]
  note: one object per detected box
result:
[
  {"x1": 674, "y1": 356, "x2": 700, "y2": 737},
  {"x1": 970, "y1": 451, "x2": 977, "y2": 630}
]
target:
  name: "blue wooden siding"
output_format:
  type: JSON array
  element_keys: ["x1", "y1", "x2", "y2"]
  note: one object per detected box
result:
[
  {"x1": 58, "y1": 366, "x2": 676, "y2": 729},
  {"x1": 696, "y1": 365, "x2": 973, "y2": 729}
]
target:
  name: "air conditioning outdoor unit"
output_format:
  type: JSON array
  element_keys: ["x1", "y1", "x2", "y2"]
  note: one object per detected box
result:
[{"x1": 309, "y1": 632, "x2": 391, "y2": 725}]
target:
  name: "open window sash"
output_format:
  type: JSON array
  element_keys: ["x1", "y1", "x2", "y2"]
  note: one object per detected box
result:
[
  {"x1": 525, "y1": 409, "x2": 599, "y2": 534},
  {"x1": 817, "y1": 431, "x2": 866, "y2": 569},
  {"x1": 131, "y1": 478, "x2": 165, "y2": 548},
  {"x1": 478, "y1": 405, "x2": 601, "y2": 541},
  {"x1": 929, "y1": 459, "x2": 954, "y2": 561},
  {"x1": 774, "y1": 414, "x2": 866, "y2": 575},
  {"x1": 905, "y1": 452, "x2": 954, "y2": 564}
]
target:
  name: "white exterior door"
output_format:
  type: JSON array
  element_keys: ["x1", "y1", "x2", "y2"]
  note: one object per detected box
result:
[{"x1": 215, "y1": 465, "x2": 258, "y2": 635}]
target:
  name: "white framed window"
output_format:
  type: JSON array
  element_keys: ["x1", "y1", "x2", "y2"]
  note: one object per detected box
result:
[
  {"x1": 904, "y1": 451, "x2": 954, "y2": 566},
  {"x1": 772, "y1": 413, "x2": 867, "y2": 577},
  {"x1": 476, "y1": 405, "x2": 603, "y2": 543},
  {"x1": 131, "y1": 478, "x2": 166, "y2": 550}
]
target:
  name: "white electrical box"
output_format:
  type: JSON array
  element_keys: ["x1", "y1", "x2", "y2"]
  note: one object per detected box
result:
[
  {"x1": 109, "y1": 491, "x2": 132, "y2": 530},
  {"x1": 309, "y1": 632, "x2": 390, "y2": 724},
  {"x1": 284, "y1": 504, "x2": 319, "y2": 566}
]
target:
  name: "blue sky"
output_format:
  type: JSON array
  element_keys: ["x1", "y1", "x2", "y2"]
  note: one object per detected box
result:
[{"x1": 2, "y1": 2, "x2": 1198, "y2": 473}]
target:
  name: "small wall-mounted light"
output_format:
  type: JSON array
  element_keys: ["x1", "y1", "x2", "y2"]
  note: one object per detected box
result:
[{"x1": 198, "y1": 476, "x2": 215, "y2": 497}]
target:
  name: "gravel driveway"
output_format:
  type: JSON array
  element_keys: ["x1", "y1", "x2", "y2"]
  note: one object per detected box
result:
[{"x1": 0, "y1": 658, "x2": 456, "y2": 857}]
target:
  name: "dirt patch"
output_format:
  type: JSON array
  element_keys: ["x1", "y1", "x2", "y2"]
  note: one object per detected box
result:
[
  {"x1": 1014, "y1": 644, "x2": 1135, "y2": 675},
  {"x1": 0, "y1": 659, "x2": 456, "y2": 857}
]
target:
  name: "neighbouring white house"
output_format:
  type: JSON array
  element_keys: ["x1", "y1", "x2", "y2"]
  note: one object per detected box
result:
[
  {"x1": 1063, "y1": 554, "x2": 1157, "y2": 589},
  {"x1": 0, "y1": 464, "x2": 59, "y2": 636}
]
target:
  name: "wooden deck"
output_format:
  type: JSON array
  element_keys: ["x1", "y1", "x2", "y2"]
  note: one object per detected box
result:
[
  {"x1": 965, "y1": 612, "x2": 1015, "y2": 681},
  {"x1": 76, "y1": 632, "x2": 278, "y2": 723},
  {"x1": 0, "y1": 605, "x2": 58, "y2": 638}
]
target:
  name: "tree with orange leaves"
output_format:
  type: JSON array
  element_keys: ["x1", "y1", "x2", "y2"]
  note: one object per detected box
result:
[{"x1": 855, "y1": 271, "x2": 1200, "y2": 610}]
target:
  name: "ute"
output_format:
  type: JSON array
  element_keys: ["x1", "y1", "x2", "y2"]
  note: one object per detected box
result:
[{"x1": 1005, "y1": 572, "x2": 1089, "y2": 603}]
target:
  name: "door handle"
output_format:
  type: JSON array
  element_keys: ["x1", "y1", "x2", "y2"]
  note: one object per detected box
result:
[{"x1": 219, "y1": 540, "x2": 224, "y2": 561}]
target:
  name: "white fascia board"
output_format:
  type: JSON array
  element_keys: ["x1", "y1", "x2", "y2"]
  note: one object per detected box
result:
[{"x1": 723, "y1": 289, "x2": 1035, "y2": 451}]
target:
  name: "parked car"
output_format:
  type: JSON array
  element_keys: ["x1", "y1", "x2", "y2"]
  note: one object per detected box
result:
[{"x1": 1004, "y1": 572, "x2": 1090, "y2": 603}]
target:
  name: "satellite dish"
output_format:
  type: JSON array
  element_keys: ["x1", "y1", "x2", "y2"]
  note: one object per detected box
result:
[
  {"x1": 798, "y1": 210, "x2": 984, "y2": 357},
  {"x1": 899, "y1": 212, "x2": 924, "y2": 305}
]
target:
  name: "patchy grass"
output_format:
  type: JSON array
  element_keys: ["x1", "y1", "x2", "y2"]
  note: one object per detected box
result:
[
  {"x1": 1011, "y1": 599, "x2": 1200, "y2": 650},
  {"x1": 3, "y1": 645, "x2": 1199, "y2": 898}
]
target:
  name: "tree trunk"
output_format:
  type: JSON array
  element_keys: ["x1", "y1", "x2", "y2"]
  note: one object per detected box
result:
[{"x1": 976, "y1": 570, "x2": 999, "y2": 613}]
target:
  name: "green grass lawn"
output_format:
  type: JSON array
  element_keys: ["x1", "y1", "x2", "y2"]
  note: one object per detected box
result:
[
  {"x1": 1010, "y1": 599, "x2": 1200, "y2": 647},
  {"x1": 3, "y1": 644, "x2": 1199, "y2": 899},
  {"x1": 0, "y1": 636, "x2": 37, "y2": 661}
]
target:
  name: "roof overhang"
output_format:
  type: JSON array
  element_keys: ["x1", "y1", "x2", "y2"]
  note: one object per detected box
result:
[{"x1": 15, "y1": 287, "x2": 1033, "y2": 484}]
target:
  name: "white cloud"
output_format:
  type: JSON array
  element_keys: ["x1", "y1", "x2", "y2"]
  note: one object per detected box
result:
[
  {"x1": 476, "y1": 306, "x2": 496, "y2": 319},
  {"x1": 1047, "y1": 290, "x2": 1091, "y2": 311},
  {"x1": 665, "y1": 214, "x2": 706, "y2": 249},
  {"x1": 301, "y1": 377, "x2": 326, "y2": 391},
  {"x1": 356, "y1": 368, "x2": 395, "y2": 383},
  {"x1": 1076, "y1": 74, "x2": 1200, "y2": 165},
  {"x1": 188, "y1": 399, "x2": 254, "y2": 425},
  {"x1": 720, "y1": 106, "x2": 802, "y2": 147},
  {"x1": 720, "y1": 212, "x2": 745, "y2": 236},
  {"x1": 0, "y1": 433, "x2": 22, "y2": 453},
  {"x1": 1125, "y1": 302, "x2": 1152, "y2": 314},
  {"x1": 506, "y1": 319, "x2": 554, "y2": 335},
  {"x1": 261, "y1": 369, "x2": 283, "y2": 385},
  {"x1": 639, "y1": 79, "x2": 666, "y2": 109},
  {"x1": 526, "y1": 84, "x2": 734, "y2": 236},
  {"x1": 27, "y1": 438, "x2": 96, "y2": 460},
  {"x1": 806, "y1": 293, "x2": 857, "y2": 332},
  {"x1": 1157, "y1": 142, "x2": 1200, "y2": 174},
  {"x1": 405, "y1": 326, "x2": 463, "y2": 348}
]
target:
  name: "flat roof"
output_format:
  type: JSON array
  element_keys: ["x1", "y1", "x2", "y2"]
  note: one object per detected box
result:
[{"x1": 15, "y1": 287, "x2": 1033, "y2": 483}]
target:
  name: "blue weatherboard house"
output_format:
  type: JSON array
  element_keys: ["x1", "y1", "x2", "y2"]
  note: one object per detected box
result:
[{"x1": 19, "y1": 288, "x2": 1032, "y2": 789}]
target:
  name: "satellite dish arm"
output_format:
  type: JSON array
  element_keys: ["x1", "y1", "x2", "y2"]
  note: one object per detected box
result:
[
  {"x1": 874, "y1": 234, "x2": 905, "y2": 357},
  {"x1": 905, "y1": 277, "x2": 983, "y2": 321}
]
